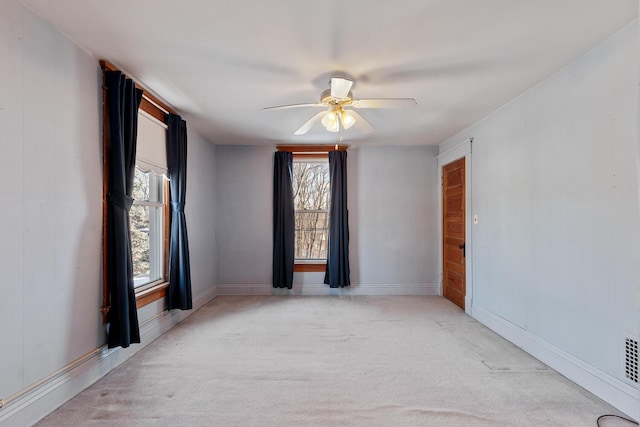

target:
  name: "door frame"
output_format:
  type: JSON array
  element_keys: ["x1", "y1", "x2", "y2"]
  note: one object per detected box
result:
[{"x1": 437, "y1": 138, "x2": 473, "y2": 315}]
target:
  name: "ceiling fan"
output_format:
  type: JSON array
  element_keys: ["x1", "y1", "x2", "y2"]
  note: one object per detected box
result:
[{"x1": 263, "y1": 77, "x2": 417, "y2": 135}]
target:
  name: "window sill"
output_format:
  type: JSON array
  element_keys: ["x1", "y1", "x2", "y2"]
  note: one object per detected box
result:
[
  {"x1": 135, "y1": 281, "x2": 169, "y2": 309},
  {"x1": 294, "y1": 262, "x2": 326, "y2": 272}
]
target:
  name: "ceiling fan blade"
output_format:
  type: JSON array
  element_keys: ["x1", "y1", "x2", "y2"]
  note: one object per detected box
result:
[
  {"x1": 262, "y1": 103, "x2": 324, "y2": 111},
  {"x1": 352, "y1": 98, "x2": 417, "y2": 109},
  {"x1": 347, "y1": 109, "x2": 375, "y2": 134},
  {"x1": 294, "y1": 111, "x2": 327, "y2": 135},
  {"x1": 330, "y1": 77, "x2": 353, "y2": 99}
]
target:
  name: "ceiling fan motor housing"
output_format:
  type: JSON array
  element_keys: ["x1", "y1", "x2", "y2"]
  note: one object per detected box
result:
[{"x1": 321, "y1": 89, "x2": 353, "y2": 105}]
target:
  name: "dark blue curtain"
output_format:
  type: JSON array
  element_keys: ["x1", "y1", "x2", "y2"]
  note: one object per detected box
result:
[
  {"x1": 105, "y1": 70, "x2": 143, "y2": 348},
  {"x1": 324, "y1": 150, "x2": 351, "y2": 288},
  {"x1": 166, "y1": 114, "x2": 192, "y2": 310},
  {"x1": 273, "y1": 151, "x2": 295, "y2": 289}
]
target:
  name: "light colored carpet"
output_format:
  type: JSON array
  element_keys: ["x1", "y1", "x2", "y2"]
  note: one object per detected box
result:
[{"x1": 37, "y1": 296, "x2": 630, "y2": 426}]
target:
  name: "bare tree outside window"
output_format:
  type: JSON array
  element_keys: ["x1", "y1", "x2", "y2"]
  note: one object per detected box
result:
[
  {"x1": 292, "y1": 160, "x2": 330, "y2": 260},
  {"x1": 131, "y1": 168, "x2": 151, "y2": 278}
]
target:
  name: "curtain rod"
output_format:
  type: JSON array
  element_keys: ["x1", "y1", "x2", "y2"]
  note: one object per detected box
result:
[{"x1": 99, "y1": 60, "x2": 176, "y2": 116}]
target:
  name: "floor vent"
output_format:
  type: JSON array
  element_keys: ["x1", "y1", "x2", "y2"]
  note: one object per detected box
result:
[{"x1": 625, "y1": 336, "x2": 639, "y2": 386}]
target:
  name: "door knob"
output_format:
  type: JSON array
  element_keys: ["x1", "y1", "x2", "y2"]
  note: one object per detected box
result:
[{"x1": 458, "y1": 243, "x2": 466, "y2": 257}]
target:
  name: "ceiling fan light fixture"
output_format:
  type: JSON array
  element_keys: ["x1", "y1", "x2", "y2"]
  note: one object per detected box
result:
[
  {"x1": 322, "y1": 110, "x2": 340, "y2": 132},
  {"x1": 340, "y1": 109, "x2": 356, "y2": 130},
  {"x1": 327, "y1": 120, "x2": 340, "y2": 132}
]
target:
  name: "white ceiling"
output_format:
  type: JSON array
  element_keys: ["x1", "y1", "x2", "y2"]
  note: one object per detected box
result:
[{"x1": 24, "y1": 0, "x2": 638, "y2": 147}]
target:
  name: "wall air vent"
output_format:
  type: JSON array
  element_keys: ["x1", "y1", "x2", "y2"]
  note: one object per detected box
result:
[{"x1": 624, "y1": 336, "x2": 639, "y2": 386}]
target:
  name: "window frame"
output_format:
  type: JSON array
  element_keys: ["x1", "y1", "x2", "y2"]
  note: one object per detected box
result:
[
  {"x1": 131, "y1": 166, "x2": 167, "y2": 289},
  {"x1": 101, "y1": 60, "x2": 175, "y2": 323},
  {"x1": 292, "y1": 154, "x2": 329, "y2": 272},
  {"x1": 277, "y1": 145, "x2": 348, "y2": 273}
]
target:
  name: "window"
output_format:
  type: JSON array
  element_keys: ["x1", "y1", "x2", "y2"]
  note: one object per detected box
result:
[
  {"x1": 101, "y1": 60, "x2": 176, "y2": 323},
  {"x1": 292, "y1": 155, "x2": 330, "y2": 270},
  {"x1": 131, "y1": 111, "x2": 170, "y2": 290},
  {"x1": 131, "y1": 167, "x2": 166, "y2": 288}
]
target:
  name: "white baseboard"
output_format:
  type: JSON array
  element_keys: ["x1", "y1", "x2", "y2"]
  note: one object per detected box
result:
[
  {"x1": 217, "y1": 283, "x2": 439, "y2": 296},
  {"x1": 471, "y1": 304, "x2": 640, "y2": 421},
  {"x1": 0, "y1": 286, "x2": 218, "y2": 427}
]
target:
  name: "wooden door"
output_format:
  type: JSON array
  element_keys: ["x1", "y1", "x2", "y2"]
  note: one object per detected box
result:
[{"x1": 442, "y1": 158, "x2": 466, "y2": 309}]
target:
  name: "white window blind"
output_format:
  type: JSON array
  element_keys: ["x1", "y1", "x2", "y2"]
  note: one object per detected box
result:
[{"x1": 136, "y1": 110, "x2": 168, "y2": 177}]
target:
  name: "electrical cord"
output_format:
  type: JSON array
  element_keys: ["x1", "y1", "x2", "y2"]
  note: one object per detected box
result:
[{"x1": 596, "y1": 414, "x2": 639, "y2": 426}]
